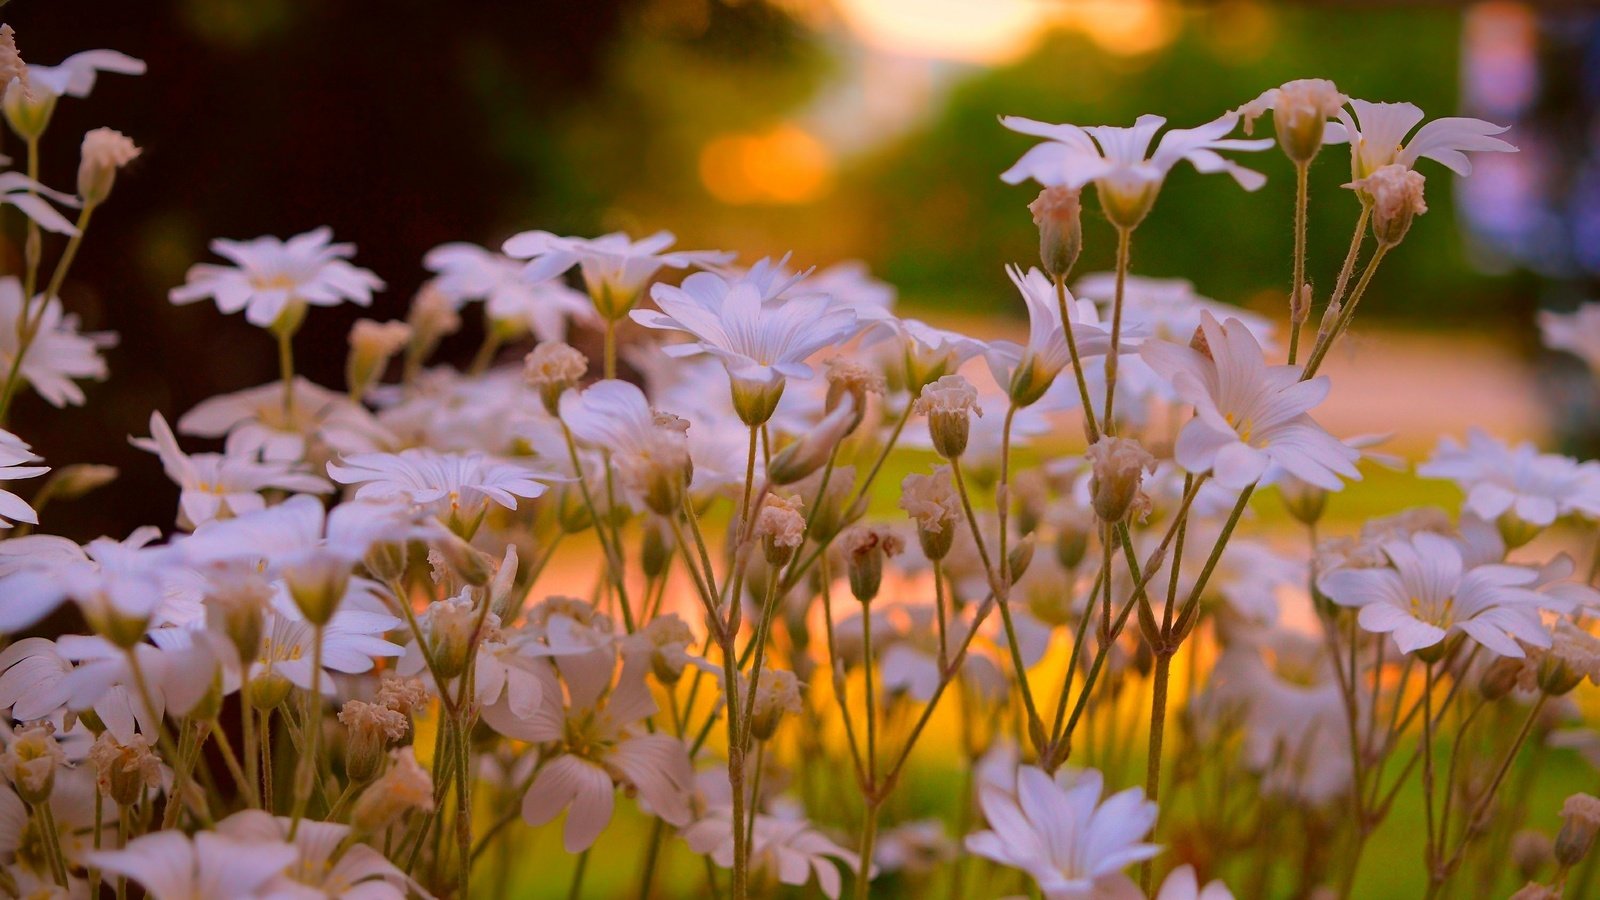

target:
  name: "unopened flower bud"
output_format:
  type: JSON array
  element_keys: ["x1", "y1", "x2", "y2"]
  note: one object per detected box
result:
[
  {"x1": 753, "y1": 493, "x2": 805, "y2": 567},
  {"x1": 825, "y1": 359, "x2": 883, "y2": 435},
  {"x1": 524, "y1": 342, "x2": 588, "y2": 416},
  {"x1": 1055, "y1": 519, "x2": 1090, "y2": 570},
  {"x1": 339, "y1": 700, "x2": 410, "y2": 784},
  {"x1": 1510, "y1": 829, "x2": 1552, "y2": 881},
  {"x1": 406, "y1": 283, "x2": 462, "y2": 364},
  {"x1": 1279, "y1": 477, "x2": 1327, "y2": 527},
  {"x1": 616, "y1": 422, "x2": 691, "y2": 517},
  {"x1": 1241, "y1": 78, "x2": 1346, "y2": 165},
  {"x1": 1347, "y1": 164, "x2": 1426, "y2": 248},
  {"x1": 768, "y1": 397, "x2": 857, "y2": 485},
  {"x1": 633, "y1": 614, "x2": 694, "y2": 684},
  {"x1": 900, "y1": 467, "x2": 960, "y2": 561},
  {"x1": 1085, "y1": 436, "x2": 1155, "y2": 523},
  {"x1": 31, "y1": 463, "x2": 117, "y2": 510},
  {"x1": 353, "y1": 749, "x2": 433, "y2": 834},
  {"x1": 1536, "y1": 620, "x2": 1600, "y2": 696},
  {"x1": 346, "y1": 319, "x2": 411, "y2": 399},
  {"x1": 641, "y1": 520, "x2": 674, "y2": 579},
  {"x1": 1478, "y1": 655, "x2": 1525, "y2": 701},
  {"x1": 88, "y1": 732, "x2": 160, "y2": 809},
  {"x1": 364, "y1": 539, "x2": 410, "y2": 583},
  {"x1": 841, "y1": 525, "x2": 903, "y2": 604},
  {"x1": 914, "y1": 375, "x2": 980, "y2": 460},
  {"x1": 77, "y1": 128, "x2": 140, "y2": 205},
  {"x1": 1029, "y1": 186, "x2": 1083, "y2": 279},
  {"x1": 2, "y1": 722, "x2": 63, "y2": 804},
  {"x1": 425, "y1": 591, "x2": 492, "y2": 680},
  {"x1": 1007, "y1": 534, "x2": 1035, "y2": 581},
  {"x1": 434, "y1": 530, "x2": 494, "y2": 586},
  {"x1": 1556, "y1": 793, "x2": 1600, "y2": 866},
  {"x1": 248, "y1": 672, "x2": 293, "y2": 711},
  {"x1": 730, "y1": 375, "x2": 785, "y2": 427},
  {"x1": 748, "y1": 669, "x2": 802, "y2": 741}
]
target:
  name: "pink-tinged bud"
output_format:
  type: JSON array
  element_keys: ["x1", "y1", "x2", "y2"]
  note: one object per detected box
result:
[
  {"x1": 899, "y1": 467, "x2": 960, "y2": 561},
  {"x1": 840, "y1": 525, "x2": 904, "y2": 603},
  {"x1": 1346, "y1": 164, "x2": 1427, "y2": 247},
  {"x1": 1556, "y1": 793, "x2": 1600, "y2": 866},
  {"x1": 1085, "y1": 436, "x2": 1155, "y2": 523},
  {"x1": 913, "y1": 375, "x2": 981, "y2": 460},
  {"x1": 1029, "y1": 186, "x2": 1084, "y2": 279},
  {"x1": 77, "y1": 127, "x2": 140, "y2": 205},
  {"x1": 524, "y1": 342, "x2": 588, "y2": 416}
]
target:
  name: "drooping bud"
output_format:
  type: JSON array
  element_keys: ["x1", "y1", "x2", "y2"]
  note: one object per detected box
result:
[
  {"x1": 840, "y1": 525, "x2": 904, "y2": 604},
  {"x1": 338, "y1": 700, "x2": 410, "y2": 784},
  {"x1": 1007, "y1": 534, "x2": 1035, "y2": 581},
  {"x1": 433, "y1": 529, "x2": 494, "y2": 586},
  {"x1": 352, "y1": 749, "x2": 434, "y2": 834},
  {"x1": 346, "y1": 319, "x2": 411, "y2": 399},
  {"x1": 1029, "y1": 186, "x2": 1084, "y2": 279},
  {"x1": 76, "y1": 128, "x2": 140, "y2": 205},
  {"x1": 748, "y1": 669, "x2": 803, "y2": 741},
  {"x1": 1477, "y1": 655, "x2": 1525, "y2": 701},
  {"x1": 1346, "y1": 164, "x2": 1427, "y2": 248},
  {"x1": 768, "y1": 396, "x2": 857, "y2": 485},
  {"x1": 2, "y1": 722, "x2": 64, "y2": 804},
  {"x1": 524, "y1": 342, "x2": 588, "y2": 416},
  {"x1": 899, "y1": 467, "x2": 960, "y2": 561},
  {"x1": 88, "y1": 731, "x2": 160, "y2": 808},
  {"x1": 913, "y1": 375, "x2": 981, "y2": 460},
  {"x1": 752, "y1": 492, "x2": 805, "y2": 567},
  {"x1": 1084, "y1": 436, "x2": 1155, "y2": 523},
  {"x1": 1556, "y1": 793, "x2": 1600, "y2": 867}
]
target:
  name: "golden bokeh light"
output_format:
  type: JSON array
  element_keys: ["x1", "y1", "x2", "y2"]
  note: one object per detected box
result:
[{"x1": 699, "y1": 123, "x2": 835, "y2": 205}]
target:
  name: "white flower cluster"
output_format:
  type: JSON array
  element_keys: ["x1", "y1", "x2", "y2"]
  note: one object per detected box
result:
[{"x1": 0, "y1": 17, "x2": 1596, "y2": 900}]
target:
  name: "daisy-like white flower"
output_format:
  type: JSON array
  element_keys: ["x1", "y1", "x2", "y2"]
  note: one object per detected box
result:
[
  {"x1": 866, "y1": 315, "x2": 988, "y2": 393},
  {"x1": 215, "y1": 809, "x2": 421, "y2": 899},
  {"x1": 0, "y1": 526, "x2": 198, "y2": 635},
  {"x1": 0, "y1": 427, "x2": 46, "y2": 528},
  {"x1": 502, "y1": 228, "x2": 732, "y2": 319},
  {"x1": 1318, "y1": 531, "x2": 1560, "y2": 658},
  {"x1": 424, "y1": 241, "x2": 594, "y2": 342},
  {"x1": 1325, "y1": 98, "x2": 1515, "y2": 181},
  {"x1": 966, "y1": 764, "x2": 1159, "y2": 900},
  {"x1": 1540, "y1": 303, "x2": 1600, "y2": 373},
  {"x1": 1000, "y1": 112, "x2": 1272, "y2": 228},
  {"x1": 1418, "y1": 428, "x2": 1600, "y2": 531},
  {"x1": 327, "y1": 447, "x2": 560, "y2": 527},
  {"x1": 633, "y1": 261, "x2": 862, "y2": 424},
  {"x1": 168, "y1": 227, "x2": 385, "y2": 329},
  {"x1": 86, "y1": 830, "x2": 297, "y2": 900},
  {"x1": 490, "y1": 641, "x2": 694, "y2": 852},
  {"x1": 133, "y1": 412, "x2": 332, "y2": 530},
  {"x1": 985, "y1": 265, "x2": 1116, "y2": 408},
  {"x1": 1140, "y1": 310, "x2": 1359, "y2": 491},
  {"x1": 0, "y1": 171, "x2": 79, "y2": 234},
  {"x1": 682, "y1": 804, "x2": 865, "y2": 899},
  {"x1": 0, "y1": 276, "x2": 115, "y2": 407},
  {"x1": 176, "y1": 376, "x2": 393, "y2": 464}
]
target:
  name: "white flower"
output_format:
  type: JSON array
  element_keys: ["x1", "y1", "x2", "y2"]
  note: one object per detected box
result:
[
  {"x1": 489, "y1": 642, "x2": 693, "y2": 851},
  {"x1": 177, "y1": 376, "x2": 393, "y2": 464},
  {"x1": 985, "y1": 265, "x2": 1116, "y2": 407},
  {"x1": 0, "y1": 527, "x2": 198, "y2": 635},
  {"x1": 502, "y1": 228, "x2": 731, "y2": 317},
  {"x1": 1000, "y1": 112, "x2": 1272, "y2": 226},
  {"x1": 1418, "y1": 428, "x2": 1600, "y2": 528},
  {"x1": 1154, "y1": 865, "x2": 1235, "y2": 900},
  {"x1": 682, "y1": 803, "x2": 864, "y2": 899},
  {"x1": 1540, "y1": 303, "x2": 1600, "y2": 373},
  {"x1": 133, "y1": 411, "x2": 332, "y2": 530},
  {"x1": 865, "y1": 315, "x2": 987, "y2": 391},
  {"x1": 1140, "y1": 310, "x2": 1359, "y2": 491},
  {"x1": 1325, "y1": 98, "x2": 1515, "y2": 180},
  {"x1": 1238, "y1": 78, "x2": 1347, "y2": 163},
  {"x1": 328, "y1": 448, "x2": 559, "y2": 523},
  {"x1": 20, "y1": 48, "x2": 144, "y2": 99},
  {"x1": 424, "y1": 241, "x2": 593, "y2": 341},
  {"x1": 0, "y1": 276, "x2": 115, "y2": 407},
  {"x1": 1318, "y1": 531, "x2": 1559, "y2": 657},
  {"x1": 633, "y1": 261, "x2": 862, "y2": 391},
  {"x1": 0, "y1": 427, "x2": 45, "y2": 527},
  {"x1": 214, "y1": 809, "x2": 420, "y2": 899},
  {"x1": 0, "y1": 171, "x2": 79, "y2": 235},
  {"x1": 966, "y1": 764, "x2": 1159, "y2": 900},
  {"x1": 169, "y1": 227, "x2": 385, "y2": 328},
  {"x1": 86, "y1": 830, "x2": 297, "y2": 900}
]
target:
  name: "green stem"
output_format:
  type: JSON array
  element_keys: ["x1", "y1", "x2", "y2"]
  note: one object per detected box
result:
[
  {"x1": 1287, "y1": 161, "x2": 1310, "y2": 365},
  {"x1": 1054, "y1": 273, "x2": 1100, "y2": 442},
  {"x1": 288, "y1": 623, "x2": 325, "y2": 837},
  {"x1": 1102, "y1": 226, "x2": 1132, "y2": 432}
]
